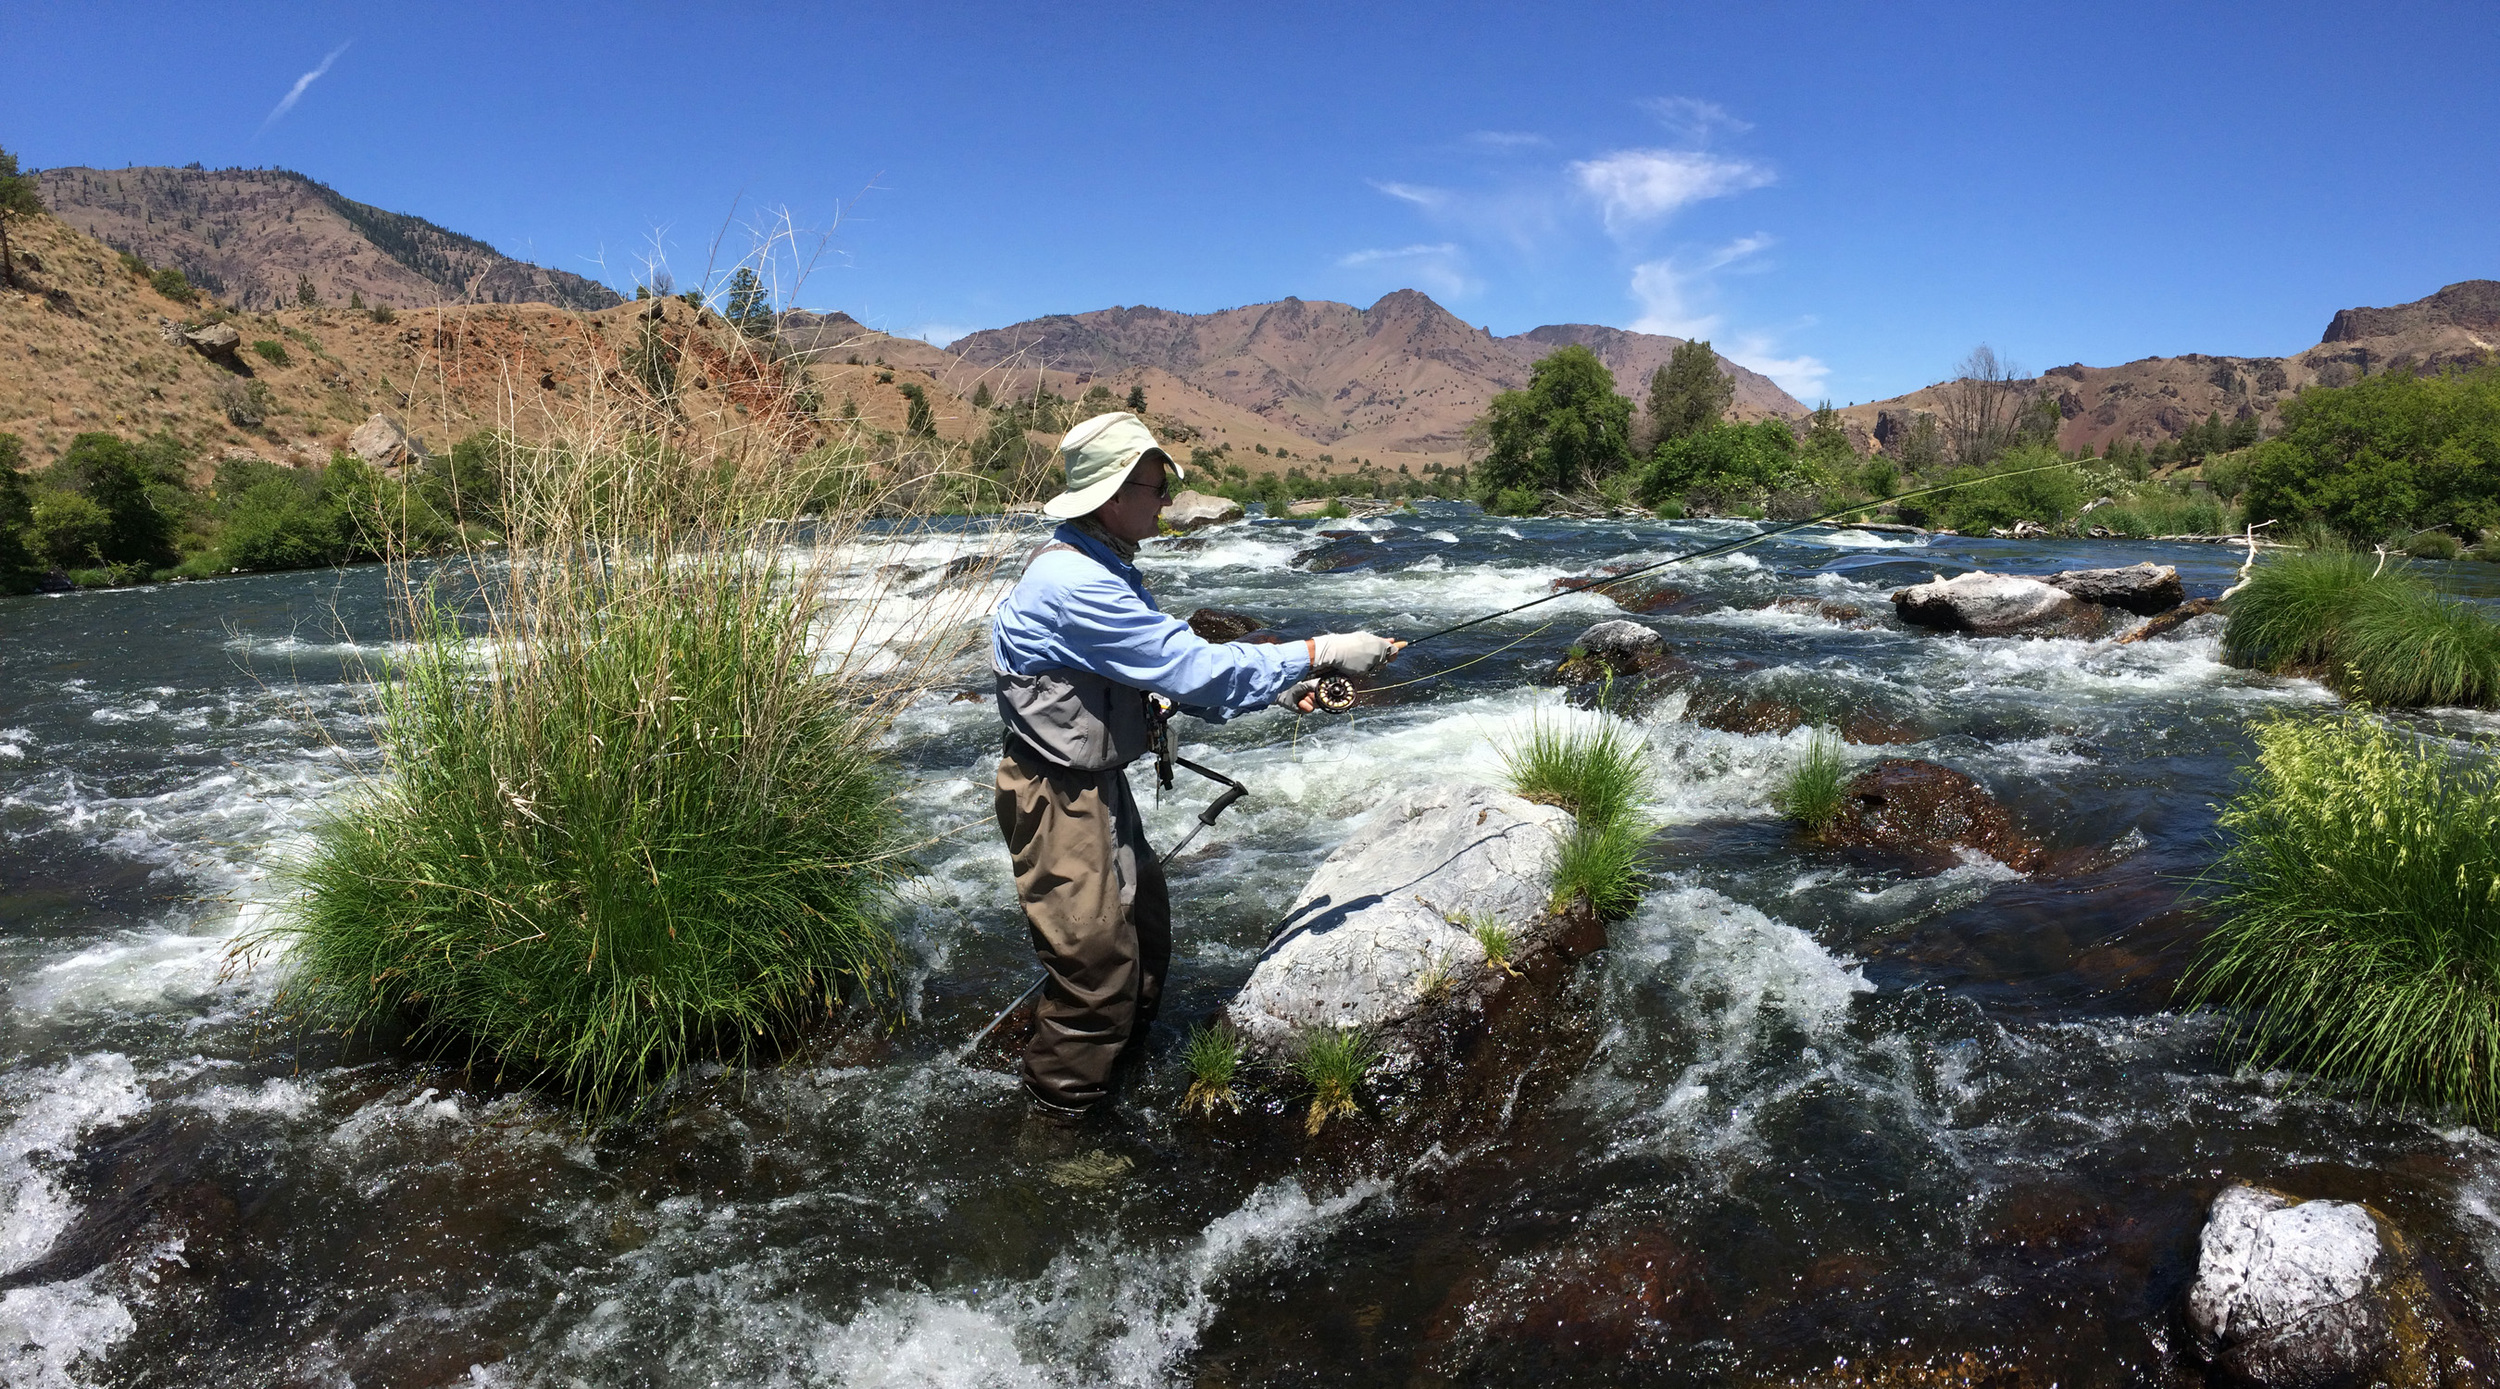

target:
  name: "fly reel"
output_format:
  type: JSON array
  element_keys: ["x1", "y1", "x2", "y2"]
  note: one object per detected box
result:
[{"x1": 1313, "y1": 676, "x2": 1359, "y2": 713}]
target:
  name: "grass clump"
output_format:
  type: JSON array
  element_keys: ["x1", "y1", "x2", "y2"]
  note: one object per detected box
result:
[
  {"x1": 2187, "y1": 709, "x2": 2500, "y2": 1126},
  {"x1": 1501, "y1": 714, "x2": 1655, "y2": 921},
  {"x1": 1292, "y1": 1027, "x2": 1379, "y2": 1135},
  {"x1": 1181, "y1": 1022, "x2": 1246, "y2": 1115},
  {"x1": 251, "y1": 339, "x2": 291, "y2": 366},
  {"x1": 1771, "y1": 730, "x2": 1849, "y2": 832},
  {"x1": 2226, "y1": 550, "x2": 2500, "y2": 708},
  {"x1": 1463, "y1": 915, "x2": 1520, "y2": 977}
]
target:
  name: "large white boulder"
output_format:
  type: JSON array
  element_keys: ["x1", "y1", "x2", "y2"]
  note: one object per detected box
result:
[
  {"x1": 1891, "y1": 570, "x2": 2099, "y2": 637},
  {"x1": 1161, "y1": 489, "x2": 1243, "y2": 532},
  {"x1": 1226, "y1": 783, "x2": 1571, "y2": 1060},
  {"x1": 2188, "y1": 1185, "x2": 2394, "y2": 1386},
  {"x1": 348, "y1": 413, "x2": 431, "y2": 469}
]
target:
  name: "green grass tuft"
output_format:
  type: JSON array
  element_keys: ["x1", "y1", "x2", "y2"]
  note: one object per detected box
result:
[
  {"x1": 1181, "y1": 1022, "x2": 1246, "y2": 1115},
  {"x1": 1770, "y1": 730, "x2": 1850, "y2": 832},
  {"x1": 1501, "y1": 716, "x2": 1649, "y2": 828},
  {"x1": 1292, "y1": 1027, "x2": 1379, "y2": 1135},
  {"x1": 1461, "y1": 914, "x2": 1519, "y2": 977},
  {"x1": 1549, "y1": 816, "x2": 1650, "y2": 918},
  {"x1": 2187, "y1": 710, "x2": 2500, "y2": 1126},
  {"x1": 2226, "y1": 549, "x2": 2500, "y2": 708}
]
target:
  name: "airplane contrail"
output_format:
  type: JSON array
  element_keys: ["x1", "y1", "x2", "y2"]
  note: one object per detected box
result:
[{"x1": 258, "y1": 41, "x2": 353, "y2": 135}]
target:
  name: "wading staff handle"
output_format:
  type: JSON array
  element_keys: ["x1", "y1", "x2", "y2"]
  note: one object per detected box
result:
[{"x1": 1198, "y1": 783, "x2": 1248, "y2": 826}]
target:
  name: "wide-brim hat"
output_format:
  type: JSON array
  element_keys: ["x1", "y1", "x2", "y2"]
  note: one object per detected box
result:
[{"x1": 1044, "y1": 411, "x2": 1182, "y2": 519}]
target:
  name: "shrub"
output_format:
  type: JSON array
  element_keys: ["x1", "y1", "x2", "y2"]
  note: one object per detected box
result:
[
  {"x1": 27, "y1": 490, "x2": 110, "y2": 567},
  {"x1": 214, "y1": 475, "x2": 345, "y2": 571},
  {"x1": 1930, "y1": 445, "x2": 2083, "y2": 533},
  {"x1": 1771, "y1": 730, "x2": 1849, "y2": 832},
  {"x1": 249, "y1": 439, "x2": 952, "y2": 1116},
  {"x1": 2239, "y1": 361, "x2": 2500, "y2": 542},
  {"x1": 2409, "y1": 531, "x2": 2464, "y2": 561},
  {"x1": 52, "y1": 432, "x2": 184, "y2": 569},
  {"x1": 1181, "y1": 1023, "x2": 1245, "y2": 1116},
  {"x1": 370, "y1": 305, "x2": 396, "y2": 325},
  {"x1": 251, "y1": 339, "x2": 291, "y2": 367},
  {"x1": 2188, "y1": 711, "x2": 2500, "y2": 1126},
  {"x1": 1291, "y1": 1027, "x2": 1378, "y2": 1135},
  {"x1": 150, "y1": 266, "x2": 195, "y2": 303},
  {"x1": 1491, "y1": 486, "x2": 1541, "y2": 517}
]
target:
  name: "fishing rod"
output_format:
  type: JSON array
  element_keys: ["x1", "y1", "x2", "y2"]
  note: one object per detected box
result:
[{"x1": 1304, "y1": 458, "x2": 2080, "y2": 711}]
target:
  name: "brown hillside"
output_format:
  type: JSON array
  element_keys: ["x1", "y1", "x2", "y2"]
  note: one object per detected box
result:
[
  {"x1": 1839, "y1": 279, "x2": 2500, "y2": 457},
  {"x1": 36, "y1": 166, "x2": 622, "y2": 313},
  {"x1": 0, "y1": 212, "x2": 980, "y2": 475},
  {"x1": 947, "y1": 290, "x2": 1807, "y2": 459}
]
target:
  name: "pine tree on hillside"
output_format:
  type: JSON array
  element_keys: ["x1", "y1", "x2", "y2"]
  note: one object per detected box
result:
[
  {"x1": 1126, "y1": 384, "x2": 1148, "y2": 412},
  {"x1": 971, "y1": 381, "x2": 994, "y2": 409},
  {"x1": 296, "y1": 274, "x2": 318, "y2": 308},
  {"x1": 1647, "y1": 339, "x2": 1735, "y2": 444},
  {"x1": 724, "y1": 268, "x2": 774, "y2": 338},
  {"x1": 0, "y1": 146, "x2": 44, "y2": 291}
]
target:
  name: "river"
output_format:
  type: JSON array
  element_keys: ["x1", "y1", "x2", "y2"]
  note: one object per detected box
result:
[{"x1": 4, "y1": 503, "x2": 2497, "y2": 1387}]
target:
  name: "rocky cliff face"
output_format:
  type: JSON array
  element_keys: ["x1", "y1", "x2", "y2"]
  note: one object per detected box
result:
[
  {"x1": 2321, "y1": 279, "x2": 2500, "y2": 344},
  {"x1": 949, "y1": 290, "x2": 1806, "y2": 457},
  {"x1": 35, "y1": 166, "x2": 622, "y2": 314}
]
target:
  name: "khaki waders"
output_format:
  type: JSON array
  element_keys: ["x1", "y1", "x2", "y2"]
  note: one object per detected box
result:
[{"x1": 994, "y1": 738, "x2": 1171, "y2": 1113}]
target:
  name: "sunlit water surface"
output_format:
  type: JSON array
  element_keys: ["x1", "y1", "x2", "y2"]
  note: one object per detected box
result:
[{"x1": 5, "y1": 504, "x2": 2500, "y2": 1387}]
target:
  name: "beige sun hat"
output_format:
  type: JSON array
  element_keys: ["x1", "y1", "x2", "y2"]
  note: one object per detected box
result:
[{"x1": 1043, "y1": 412, "x2": 1183, "y2": 519}]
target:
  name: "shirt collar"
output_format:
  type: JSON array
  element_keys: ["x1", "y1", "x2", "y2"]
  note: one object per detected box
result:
[{"x1": 1055, "y1": 521, "x2": 1139, "y2": 576}]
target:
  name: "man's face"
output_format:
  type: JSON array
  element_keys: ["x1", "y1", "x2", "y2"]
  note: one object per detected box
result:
[{"x1": 1092, "y1": 456, "x2": 1170, "y2": 542}]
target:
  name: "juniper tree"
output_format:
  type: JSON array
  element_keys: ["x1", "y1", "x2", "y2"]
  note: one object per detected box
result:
[
  {"x1": 1647, "y1": 338, "x2": 1735, "y2": 445},
  {"x1": 724, "y1": 268, "x2": 774, "y2": 338},
  {"x1": 0, "y1": 146, "x2": 40, "y2": 291}
]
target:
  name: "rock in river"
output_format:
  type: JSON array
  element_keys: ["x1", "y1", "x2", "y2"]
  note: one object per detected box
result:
[
  {"x1": 1820, "y1": 759, "x2": 2042, "y2": 872},
  {"x1": 1161, "y1": 489, "x2": 1242, "y2": 532},
  {"x1": 1226, "y1": 783, "x2": 1572, "y2": 1062},
  {"x1": 2188, "y1": 1185, "x2": 2398, "y2": 1388},
  {"x1": 1554, "y1": 620, "x2": 1678, "y2": 684},
  {"x1": 2044, "y1": 562, "x2": 2185, "y2": 615},
  {"x1": 1188, "y1": 607, "x2": 1276, "y2": 643},
  {"x1": 1891, "y1": 571, "x2": 2106, "y2": 638}
]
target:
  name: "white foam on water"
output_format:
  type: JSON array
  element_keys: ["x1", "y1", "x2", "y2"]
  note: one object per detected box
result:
[
  {"x1": 0, "y1": 1270, "x2": 136, "y2": 1389},
  {"x1": 1807, "y1": 527, "x2": 1927, "y2": 550},
  {"x1": 0, "y1": 1054, "x2": 148, "y2": 1278}
]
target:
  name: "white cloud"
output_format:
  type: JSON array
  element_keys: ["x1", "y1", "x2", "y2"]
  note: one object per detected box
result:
[
  {"x1": 1569, "y1": 149, "x2": 1773, "y2": 237},
  {"x1": 257, "y1": 42, "x2": 352, "y2": 134},
  {"x1": 1369, "y1": 180, "x2": 1447, "y2": 209},
  {"x1": 1625, "y1": 236, "x2": 1827, "y2": 399},
  {"x1": 1337, "y1": 243, "x2": 1475, "y2": 300},
  {"x1": 1727, "y1": 335, "x2": 1830, "y2": 402},
  {"x1": 1637, "y1": 96, "x2": 1753, "y2": 144}
]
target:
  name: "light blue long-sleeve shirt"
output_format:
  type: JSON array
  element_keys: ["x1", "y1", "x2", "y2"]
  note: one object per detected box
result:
[{"x1": 991, "y1": 524, "x2": 1311, "y2": 723}]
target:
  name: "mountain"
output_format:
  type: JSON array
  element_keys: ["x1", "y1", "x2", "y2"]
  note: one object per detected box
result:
[
  {"x1": 946, "y1": 290, "x2": 1806, "y2": 457},
  {"x1": 34, "y1": 166, "x2": 623, "y2": 314},
  {"x1": 1838, "y1": 280, "x2": 2500, "y2": 457}
]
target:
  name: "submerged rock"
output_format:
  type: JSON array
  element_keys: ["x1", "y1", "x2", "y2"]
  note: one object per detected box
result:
[
  {"x1": 1188, "y1": 607, "x2": 1274, "y2": 643},
  {"x1": 2188, "y1": 1186, "x2": 2395, "y2": 1388},
  {"x1": 1160, "y1": 489, "x2": 1242, "y2": 532},
  {"x1": 1820, "y1": 759, "x2": 2042, "y2": 872},
  {"x1": 1891, "y1": 571, "x2": 2106, "y2": 638},
  {"x1": 2044, "y1": 562, "x2": 2186, "y2": 615},
  {"x1": 2117, "y1": 595, "x2": 2224, "y2": 644},
  {"x1": 1226, "y1": 783, "x2": 1573, "y2": 1061}
]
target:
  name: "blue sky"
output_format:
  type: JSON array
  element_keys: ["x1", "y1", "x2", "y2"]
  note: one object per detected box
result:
[{"x1": 6, "y1": 1, "x2": 2494, "y2": 404}]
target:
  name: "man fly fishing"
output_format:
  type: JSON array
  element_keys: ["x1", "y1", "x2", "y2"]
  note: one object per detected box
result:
[{"x1": 991, "y1": 412, "x2": 1401, "y2": 1126}]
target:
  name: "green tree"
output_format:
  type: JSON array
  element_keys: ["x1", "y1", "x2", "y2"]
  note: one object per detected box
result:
[
  {"x1": 54, "y1": 432, "x2": 186, "y2": 569},
  {"x1": 897, "y1": 382, "x2": 937, "y2": 437},
  {"x1": 2240, "y1": 362, "x2": 2500, "y2": 541},
  {"x1": 970, "y1": 380, "x2": 994, "y2": 409},
  {"x1": 1470, "y1": 345, "x2": 1636, "y2": 500},
  {"x1": 723, "y1": 267, "x2": 774, "y2": 338},
  {"x1": 27, "y1": 491, "x2": 111, "y2": 569},
  {"x1": 0, "y1": 433, "x2": 37, "y2": 584},
  {"x1": 151, "y1": 267, "x2": 195, "y2": 304},
  {"x1": 1647, "y1": 338, "x2": 1735, "y2": 444},
  {"x1": 296, "y1": 274, "x2": 318, "y2": 308},
  {"x1": 1637, "y1": 420, "x2": 1809, "y2": 509},
  {"x1": 0, "y1": 146, "x2": 42, "y2": 291},
  {"x1": 349, "y1": 289, "x2": 366, "y2": 311},
  {"x1": 1125, "y1": 384, "x2": 1148, "y2": 413}
]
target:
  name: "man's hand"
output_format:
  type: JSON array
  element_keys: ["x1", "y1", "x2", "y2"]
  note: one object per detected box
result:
[
  {"x1": 1276, "y1": 678, "x2": 1320, "y2": 713},
  {"x1": 1310, "y1": 632, "x2": 1406, "y2": 675}
]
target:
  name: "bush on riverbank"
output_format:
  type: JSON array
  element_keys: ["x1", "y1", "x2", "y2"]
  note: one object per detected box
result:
[
  {"x1": 2238, "y1": 360, "x2": 2500, "y2": 545},
  {"x1": 252, "y1": 407, "x2": 986, "y2": 1113},
  {"x1": 2188, "y1": 710, "x2": 2500, "y2": 1126},
  {"x1": 2225, "y1": 550, "x2": 2500, "y2": 708}
]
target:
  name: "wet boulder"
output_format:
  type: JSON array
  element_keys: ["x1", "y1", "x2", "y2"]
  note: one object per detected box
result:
[
  {"x1": 2188, "y1": 1186, "x2": 2399, "y2": 1388},
  {"x1": 1820, "y1": 759, "x2": 2043, "y2": 872},
  {"x1": 1554, "y1": 620, "x2": 1679, "y2": 685},
  {"x1": 1891, "y1": 571, "x2": 2106, "y2": 638},
  {"x1": 1188, "y1": 607, "x2": 1274, "y2": 643},
  {"x1": 1160, "y1": 489, "x2": 1242, "y2": 532},
  {"x1": 1225, "y1": 783, "x2": 1573, "y2": 1062},
  {"x1": 2044, "y1": 562, "x2": 2185, "y2": 615}
]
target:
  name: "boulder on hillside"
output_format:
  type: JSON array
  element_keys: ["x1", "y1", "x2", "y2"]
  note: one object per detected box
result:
[
  {"x1": 1891, "y1": 571, "x2": 2107, "y2": 638},
  {"x1": 1161, "y1": 489, "x2": 1242, "y2": 532},
  {"x1": 1819, "y1": 759, "x2": 2043, "y2": 872},
  {"x1": 1226, "y1": 783, "x2": 1573, "y2": 1063},
  {"x1": 2044, "y1": 562, "x2": 2185, "y2": 615},
  {"x1": 181, "y1": 322, "x2": 242, "y2": 361},
  {"x1": 348, "y1": 414, "x2": 431, "y2": 469},
  {"x1": 2188, "y1": 1186, "x2": 2399, "y2": 1387}
]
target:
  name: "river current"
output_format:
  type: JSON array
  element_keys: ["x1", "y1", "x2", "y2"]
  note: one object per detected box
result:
[{"x1": 4, "y1": 503, "x2": 2498, "y2": 1387}]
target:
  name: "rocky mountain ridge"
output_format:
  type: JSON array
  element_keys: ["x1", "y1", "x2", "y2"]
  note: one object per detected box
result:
[{"x1": 35, "y1": 166, "x2": 622, "y2": 314}]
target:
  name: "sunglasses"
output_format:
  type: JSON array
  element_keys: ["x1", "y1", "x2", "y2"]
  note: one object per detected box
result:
[{"x1": 1120, "y1": 474, "x2": 1173, "y2": 503}]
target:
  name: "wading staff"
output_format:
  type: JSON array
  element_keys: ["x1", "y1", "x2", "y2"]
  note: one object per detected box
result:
[
  {"x1": 954, "y1": 753, "x2": 1250, "y2": 1062},
  {"x1": 1301, "y1": 458, "x2": 2082, "y2": 711}
]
